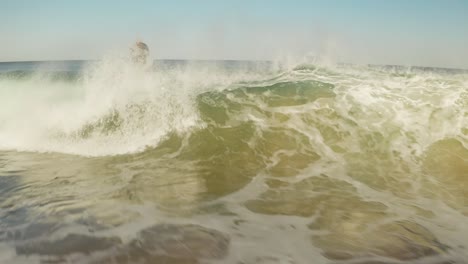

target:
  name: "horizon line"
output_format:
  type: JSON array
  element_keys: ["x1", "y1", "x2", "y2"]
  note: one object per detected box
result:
[{"x1": 0, "y1": 59, "x2": 467, "y2": 72}]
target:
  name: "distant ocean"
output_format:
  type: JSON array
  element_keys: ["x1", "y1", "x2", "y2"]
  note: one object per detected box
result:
[{"x1": 0, "y1": 59, "x2": 467, "y2": 263}]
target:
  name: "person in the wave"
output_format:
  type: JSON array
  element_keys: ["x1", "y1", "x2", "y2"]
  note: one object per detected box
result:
[{"x1": 130, "y1": 41, "x2": 150, "y2": 65}]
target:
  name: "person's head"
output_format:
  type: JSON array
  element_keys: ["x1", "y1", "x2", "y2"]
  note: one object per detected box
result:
[{"x1": 131, "y1": 41, "x2": 150, "y2": 64}]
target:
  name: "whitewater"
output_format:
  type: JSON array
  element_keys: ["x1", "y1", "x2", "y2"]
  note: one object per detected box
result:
[{"x1": 0, "y1": 57, "x2": 466, "y2": 264}]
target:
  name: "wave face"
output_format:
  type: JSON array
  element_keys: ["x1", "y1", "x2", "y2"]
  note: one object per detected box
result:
[
  {"x1": 0, "y1": 59, "x2": 260, "y2": 155},
  {"x1": 0, "y1": 59, "x2": 467, "y2": 263}
]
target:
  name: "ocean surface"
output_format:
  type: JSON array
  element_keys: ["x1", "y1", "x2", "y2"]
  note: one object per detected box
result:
[{"x1": 0, "y1": 58, "x2": 467, "y2": 264}]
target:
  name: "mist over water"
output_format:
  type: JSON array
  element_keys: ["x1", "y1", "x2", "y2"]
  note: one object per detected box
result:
[{"x1": 0, "y1": 58, "x2": 467, "y2": 263}]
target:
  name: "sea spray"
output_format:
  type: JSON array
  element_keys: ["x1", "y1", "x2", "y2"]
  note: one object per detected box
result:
[{"x1": 0, "y1": 57, "x2": 275, "y2": 156}]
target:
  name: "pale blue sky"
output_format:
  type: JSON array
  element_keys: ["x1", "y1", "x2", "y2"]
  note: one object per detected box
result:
[{"x1": 2, "y1": 0, "x2": 468, "y2": 68}]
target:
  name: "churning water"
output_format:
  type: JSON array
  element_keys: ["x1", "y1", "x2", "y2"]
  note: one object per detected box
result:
[{"x1": 0, "y1": 58, "x2": 467, "y2": 263}]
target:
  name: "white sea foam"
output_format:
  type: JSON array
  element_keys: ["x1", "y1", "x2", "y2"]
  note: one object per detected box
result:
[{"x1": 0, "y1": 57, "x2": 273, "y2": 156}]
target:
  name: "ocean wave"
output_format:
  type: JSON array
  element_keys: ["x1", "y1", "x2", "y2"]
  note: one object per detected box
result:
[{"x1": 0, "y1": 58, "x2": 467, "y2": 263}]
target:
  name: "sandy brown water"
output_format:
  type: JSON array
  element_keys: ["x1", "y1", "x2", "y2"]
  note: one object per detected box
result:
[{"x1": 0, "y1": 61, "x2": 467, "y2": 263}]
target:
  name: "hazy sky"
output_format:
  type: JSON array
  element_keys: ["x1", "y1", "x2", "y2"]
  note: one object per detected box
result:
[{"x1": 2, "y1": 0, "x2": 468, "y2": 68}]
